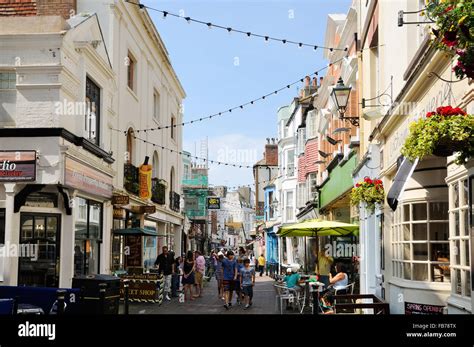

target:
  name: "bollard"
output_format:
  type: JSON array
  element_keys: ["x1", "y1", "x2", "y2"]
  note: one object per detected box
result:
[
  {"x1": 56, "y1": 290, "x2": 67, "y2": 315},
  {"x1": 123, "y1": 279, "x2": 130, "y2": 315},
  {"x1": 98, "y1": 283, "x2": 107, "y2": 314}
]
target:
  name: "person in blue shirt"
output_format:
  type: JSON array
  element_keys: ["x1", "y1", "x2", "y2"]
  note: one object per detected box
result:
[
  {"x1": 222, "y1": 250, "x2": 237, "y2": 310},
  {"x1": 283, "y1": 266, "x2": 303, "y2": 289}
]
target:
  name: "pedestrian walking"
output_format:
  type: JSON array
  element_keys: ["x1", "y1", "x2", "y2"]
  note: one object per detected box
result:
[
  {"x1": 182, "y1": 251, "x2": 196, "y2": 302},
  {"x1": 222, "y1": 250, "x2": 237, "y2": 310},
  {"x1": 240, "y1": 258, "x2": 255, "y2": 310},
  {"x1": 194, "y1": 250, "x2": 205, "y2": 298},
  {"x1": 215, "y1": 252, "x2": 224, "y2": 299},
  {"x1": 234, "y1": 257, "x2": 244, "y2": 305},
  {"x1": 171, "y1": 254, "x2": 181, "y2": 297},
  {"x1": 258, "y1": 254, "x2": 266, "y2": 277},
  {"x1": 154, "y1": 246, "x2": 174, "y2": 301}
]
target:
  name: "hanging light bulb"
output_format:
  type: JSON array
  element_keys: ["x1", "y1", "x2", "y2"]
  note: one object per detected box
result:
[
  {"x1": 162, "y1": 11, "x2": 168, "y2": 19},
  {"x1": 207, "y1": 22, "x2": 212, "y2": 30}
]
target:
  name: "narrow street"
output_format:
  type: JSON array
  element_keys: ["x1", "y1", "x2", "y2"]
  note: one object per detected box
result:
[{"x1": 127, "y1": 275, "x2": 277, "y2": 314}]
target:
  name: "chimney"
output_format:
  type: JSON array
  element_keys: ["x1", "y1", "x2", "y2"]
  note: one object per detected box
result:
[
  {"x1": 320, "y1": 77, "x2": 324, "y2": 85},
  {"x1": 0, "y1": 0, "x2": 76, "y2": 19},
  {"x1": 304, "y1": 76, "x2": 311, "y2": 87},
  {"x1": 312, "y1": 77, "x2": 318, "y2": 88},
  {"x1": 264, "y1": 142, "x2": 278, "y2": 166}
]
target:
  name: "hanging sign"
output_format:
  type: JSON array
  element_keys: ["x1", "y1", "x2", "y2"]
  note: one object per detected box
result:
[
  {"x1": 139, "y1": 156, "x2": 152, "y2": 200},
  {"x1": 207, "y1": 197, "x2": 220, "y2": 209},
  {"x1": 112, "y1": 195, "x2": 129, "y2": 206},
  {"x1": 0, "y1": 150, "x2": 36, "y2": 182}
]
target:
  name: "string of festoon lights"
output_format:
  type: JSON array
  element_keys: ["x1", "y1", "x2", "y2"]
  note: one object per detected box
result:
[
  {"x1": 125, "y1": 0, "x2": 348, "y2": 52},
  {"x1": 111, "y1": 57, "x2": 345, "y2": 135},
  {"x1": 133, "y1": 134, "x2": 297, "y2": 170}
]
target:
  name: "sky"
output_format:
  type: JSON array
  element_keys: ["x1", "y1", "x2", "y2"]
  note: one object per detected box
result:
[{"x1": 144, "y1": 0, "x2": 352, "y2": 188}]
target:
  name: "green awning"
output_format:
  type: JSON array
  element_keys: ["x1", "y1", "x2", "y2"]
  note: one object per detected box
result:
[{"x1": 113, "y1": 227, "x2": 158, "y2": 236}]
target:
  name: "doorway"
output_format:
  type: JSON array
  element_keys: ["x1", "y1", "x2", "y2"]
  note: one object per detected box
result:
[{"x1": 18, "y1": 213, "x2": 61, "y2": 287}]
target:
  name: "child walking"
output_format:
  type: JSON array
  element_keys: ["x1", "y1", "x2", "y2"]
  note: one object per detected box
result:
[{"x1": 240, "y1": 258, "x2": 256, "y2": 310}]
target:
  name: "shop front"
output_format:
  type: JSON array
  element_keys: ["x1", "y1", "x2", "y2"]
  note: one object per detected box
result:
[
  {"x1": 0, "y1": 130, "x2": 114, "y2": 289},
  {"x1": 375, "y1": 55, "x2": 473, "y2": 314}
]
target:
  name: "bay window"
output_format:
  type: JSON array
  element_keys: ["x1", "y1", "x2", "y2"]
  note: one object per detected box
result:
[
  {"x1": 450, "y1": 179, "x2": 471, "y2": 298},
  {"x1": 391, "y1": 201, "x2": 449, "y2": 282}
]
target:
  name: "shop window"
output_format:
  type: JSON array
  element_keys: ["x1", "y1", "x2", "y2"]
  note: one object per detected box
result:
[
  {"x1": 0, "y1": 209, "x2": 5, "y2": 244},
  {"x1": 449, "y1": 178, "x2": 471, "y2": 298},
  {"x1": 0, "y1": 72, "x2": 15, "y2": 89},
  {"x1": 18, "y1": 214, "x2": 60, "y2": 287},
  {"x1": 74, "y1": 197, "x2": 102, "y2": 276},
  {"x1": 392, "y1": 201, "x2": 450, "y2": 282}
]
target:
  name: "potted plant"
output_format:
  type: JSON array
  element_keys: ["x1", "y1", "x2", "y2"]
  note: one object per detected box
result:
[
  {"x1": 351, "y1": 177, "x2": 385, "y2": 213},
  {"x1": 401, "y1": 106, "x2": 474, "y2": 164},
  {"x1": 426, "y1": 0, "x2": 473, "y2": 79}
]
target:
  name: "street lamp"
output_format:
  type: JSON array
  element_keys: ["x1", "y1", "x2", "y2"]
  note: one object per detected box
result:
[{"x1": 330, "y1": 77, "x2": 359, "y2": 126}]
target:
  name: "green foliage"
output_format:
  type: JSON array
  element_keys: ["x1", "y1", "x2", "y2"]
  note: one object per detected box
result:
[
  {"x1": 426, "y1": 0, "x2": 474, "y2": 79},
  {"x1": 350, "y1": 178, "x2": 385, "y2": 213},
  {"x1": 401, "y1": 112, "x2": 474, "y2": 164}
]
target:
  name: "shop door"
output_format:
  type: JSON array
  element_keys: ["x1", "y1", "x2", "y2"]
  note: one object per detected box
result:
[{"x1": 18, "y1": 214, "x2": 61, "y2": 287}]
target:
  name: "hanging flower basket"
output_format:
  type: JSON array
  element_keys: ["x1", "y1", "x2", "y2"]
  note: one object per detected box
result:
[
  {"x1": 426, "y1": 1, "x2": 474, "y2": 80},
  {"x1": 401, "y1": 106, "x2": 474, "y2": 164},
  {"x1": 350, "y1": 177, "x2": 385, "y2": 213}
]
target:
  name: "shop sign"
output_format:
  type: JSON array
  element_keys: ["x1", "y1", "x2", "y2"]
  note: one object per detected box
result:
[
  {"x1": 0, "y1": 151, "x2": 36, "y2": 182},
  {"x1": 131, "y1": 205, "x2": 156, "y2": 214},
  {"x1": 113, "y1": 208, "x2": 126, "y2": 220},
  {"x1": 24, "y1": 192, "x2": 58, "y2": 208},
  {"x1": 112, "y1": 195, "x2": 129, "y2": 206},
  {"x1": 207, "y1": 197, "x2": 220, "y2": 209},
  {"x1": 405, "y1": 302, "x2": 445, "y2": 315},
  {"x1": 64, "y1": 157, "x2": 113, "y2": 198},
  {"x1": 138, "y1": 158, "x2": 152, "y2": 200},
  {"x1": 119, "y1": 276, "x2": 159, "y2": 302}
]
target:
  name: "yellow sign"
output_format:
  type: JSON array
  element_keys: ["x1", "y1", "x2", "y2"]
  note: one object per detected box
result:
[{"x1": 139, "y1": 159, "x2": 152, "y2": 200}]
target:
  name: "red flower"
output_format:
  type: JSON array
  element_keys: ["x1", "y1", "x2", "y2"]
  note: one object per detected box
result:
[
  {"x1": 364, "y1": 177, "x2": 373, "y2": 184},
  {"x1": 356, "y1": 183, "x2": 361, "y2": 188},
  {"x1": 444, "y1": 6, "x2": 454, "y2": 13},
  {"x1": 426, "y1": 111, "x2": 436, "y2": 118},
  {"x1": 375, "y1": 179, "x2": 383, "y2": 185},
  {"x1": 441, "y1": 37, "x2": 457, "y2": 48}
]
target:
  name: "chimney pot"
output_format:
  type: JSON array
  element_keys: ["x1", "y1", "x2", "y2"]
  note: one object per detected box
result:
[
  {"x1": 305, "y1": 76, "x2": 311, "y2": 87},
  {"x1": 319, "y1": 77, "x2": 324, "y2": 85},
  {"x1": 312, "y1": 77, "x2": 318, "y2": 87}
]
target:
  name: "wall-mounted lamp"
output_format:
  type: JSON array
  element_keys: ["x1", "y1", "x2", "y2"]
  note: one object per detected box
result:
[{"x1": 330, "y1": 77, "x2": 359, "y2": 126}]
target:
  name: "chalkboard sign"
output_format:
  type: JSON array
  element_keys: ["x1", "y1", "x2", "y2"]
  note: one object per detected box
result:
[{"x1": 125, "y1": 235, "x2": 142, "y2": 268}]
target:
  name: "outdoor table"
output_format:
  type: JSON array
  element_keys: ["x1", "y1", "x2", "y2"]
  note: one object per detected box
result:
[{"x1": 308, "y1": 281, "x2": 325, "y2": 315}]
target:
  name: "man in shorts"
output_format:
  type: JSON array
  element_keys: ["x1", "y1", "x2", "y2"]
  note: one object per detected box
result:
[
  {"x1": 222, "y1": 250, "x2": 237, "y2": 310},
  {"x1": 240, "y1": 258, "x2": 256, "y2": 310}
]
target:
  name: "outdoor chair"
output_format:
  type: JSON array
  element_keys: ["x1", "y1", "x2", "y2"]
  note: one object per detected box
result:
[
  {"x1": 334, "y1": 283, "x2": 355, "y2": 314},
  {"x1": 273, "y1": 283, "x2": 302, "y2": 314}
]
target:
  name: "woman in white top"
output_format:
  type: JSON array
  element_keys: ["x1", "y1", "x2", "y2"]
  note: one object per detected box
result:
[
  {"x1": 330, "y1": 263, "x2": 348, "y2": 290},
  {"x1": 321, "y1": 263, "x2": 349, "y2": 308}
]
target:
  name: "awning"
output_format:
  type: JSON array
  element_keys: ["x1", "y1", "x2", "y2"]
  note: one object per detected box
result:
[
  {"x1": 225, "y1": 222, "x2": 243, "y2": 229},
  {"x1": 113, "y1": 227, "x2": 158, "y2": 236},
  {"x1": 387, "y1": 157, "x2": 419, "y2": 211},
  {"x1": 278, "y1": 219, "x2": 359, "y2": 237}
]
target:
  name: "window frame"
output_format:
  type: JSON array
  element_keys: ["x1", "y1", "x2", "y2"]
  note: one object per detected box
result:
[
  {"x1": 450, "y1": 178, "x2": 471, "y2": 298},
  {"x1": 127, "y1": 51, "x2": 137, "y2": 92},
  {"x1": 391, "y1": 200, "x2": 450, "y2": 283}
]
